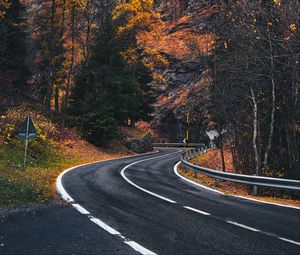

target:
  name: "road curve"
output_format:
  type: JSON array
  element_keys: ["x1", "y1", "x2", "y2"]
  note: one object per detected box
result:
[{"x1": 61, "y1": 148, "x2": 300, "y2": 255}]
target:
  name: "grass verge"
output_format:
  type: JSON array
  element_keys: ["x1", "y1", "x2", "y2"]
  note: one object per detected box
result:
[{"x1": 0, "y1": 105, "x2": 132, "y2": 207}]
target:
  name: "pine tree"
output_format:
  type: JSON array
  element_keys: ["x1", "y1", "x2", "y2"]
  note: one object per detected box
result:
[{"x1": 0, "y1": 0, "x2": 29, "y2": 110}]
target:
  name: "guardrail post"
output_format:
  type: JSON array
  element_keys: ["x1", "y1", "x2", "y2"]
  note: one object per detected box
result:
[
  {"x1": 182, "y1": 164, "x2": 186, "y2": 173},
  {"x1": 252, "y1": 185, "x2": 258, "y2": 196},
  {"x1": 252, "y1": 174, "x2": 258, "y2": 196},
  {"x1": 193, "y1": 169, "x2": 197, "y2": 178},
  {"x1": 215, "y1": 167, "x2": 220, "y2": 187}
]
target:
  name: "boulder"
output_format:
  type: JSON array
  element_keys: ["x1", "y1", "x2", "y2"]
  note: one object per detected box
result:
[{"x1": 125, "y1": 132, "x2": 153, "y2": 154}]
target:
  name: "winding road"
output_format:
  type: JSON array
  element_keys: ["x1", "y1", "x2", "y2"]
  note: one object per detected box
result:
[{"x1": 58, "y1": 148, "x2": 300, "y2": 255}]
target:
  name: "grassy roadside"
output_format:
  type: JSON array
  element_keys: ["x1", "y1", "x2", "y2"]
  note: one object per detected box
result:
[
  {"x1": 179, "y1": 148, "x2": 300, "y2": 208},
  {"x1": 0, "y1": 105, "x2": 132, "y2": 207}
]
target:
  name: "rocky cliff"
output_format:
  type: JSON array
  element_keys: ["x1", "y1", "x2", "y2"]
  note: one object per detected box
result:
[{"x1": 138, "y1": 0, "x2": 218, "y2": 142}]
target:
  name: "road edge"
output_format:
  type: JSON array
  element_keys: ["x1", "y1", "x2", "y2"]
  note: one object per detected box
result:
[
  {"x1": 174, "y1": 161, "x2": 300, "y2": 210},
  {"x1": 56, "y1": 150, "x2": 161, "y2": 255}
]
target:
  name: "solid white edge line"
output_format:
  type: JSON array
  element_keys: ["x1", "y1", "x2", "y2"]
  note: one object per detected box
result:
[
  {"x1": 72, "y1": 204, "x2": 90, "y2": 215},
  {"x1": 56, "y1": 166, "x2": 75, "y2": 202},
  {"x1": 174, "y1": 161, "x2": 300, "y2": 210},
  {"x1": 278, "y1": 237, "x2": 300, "y2": 246},
  {"x1": 226, "y1": 221, "x2": 260, "y2": 232},
  {"x1": 183, "y1": 206, "x2": 210, "y2": 215},
  {"x1": 89, "y1": 217, "x2": 121, "y2": 235},
  {"x1": 56, "y1": 150, "x2": 160, "y2": 202},
  {"x1": 125, "y1": 241, "x2": 157, "y2": 255},
  {"x1": 173, "y1": 161, "x2": 224, "y2": 194},
  {"x1": 120, "y1": 150, "x2": 182, "y2": 204},
  {"x1": 56, "y1": 150, "x2": 161, "y2": 255}
]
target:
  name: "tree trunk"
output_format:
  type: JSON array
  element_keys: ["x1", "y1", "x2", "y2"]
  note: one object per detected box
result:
[
  {"x1": 54, "y1": 86, "x2": 59, "y2": 112},
  {"x1": 263, "y1": 29, "x2": 276, "y2": 174},
  {"x1": 263, "y1": 76, "x2": 275, "y2": 174},
  {"x1": 45, "y1": 0, "x2": 57, "y2": 112},
  {"x1": 217, "y1": 121, "x2": 226, "y2": 172},
  {"x1": 251, "y1": 88, "x2": 261, "y2": 176},
  {"x1": 63, "y1": 2, "x2": 76, "y2": 125}
]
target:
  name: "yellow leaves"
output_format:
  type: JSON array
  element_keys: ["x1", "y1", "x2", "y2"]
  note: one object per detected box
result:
[
  {"x1": 142, "y1": 47, "x2": 169, "y2": 69},
  {"x1": 289, "y1": 23, "x2": 297, "y2": 32},
  {"x1": 152, "y1": 72, "x2": 167, "y2": 86},
  {"x1": 120, "y1": 48, "x2": 139, "y2": 64},
  {"x1": 114, "y1": 0, "x2": 160, "y2": 36},
  {"x1": 273, "y1": 0, "x2": 281, "y2": 5}
]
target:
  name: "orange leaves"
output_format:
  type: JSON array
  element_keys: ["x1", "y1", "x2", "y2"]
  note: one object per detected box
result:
[{"x1": 0, "y1": 0, "x2": 11, "y2": 20}]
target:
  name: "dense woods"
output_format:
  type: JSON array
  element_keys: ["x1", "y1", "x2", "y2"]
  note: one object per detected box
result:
[
  {"x1": 0, "y1": 0, "x2": 160, "y2": 143},
  {"x1": 211, "y1": 0, "x2": 299, "y2": 179},
  {"x1": 0, "y1": 0, "x2": 299, "y2": 179}
]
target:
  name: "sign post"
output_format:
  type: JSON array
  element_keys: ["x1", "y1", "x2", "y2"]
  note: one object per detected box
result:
[
  {"x1": 18, "y1": 116, "x2": 36, "y2": 168},
  {"x1": 185, "y1": 112, "x2": 190, "y2": 159}
]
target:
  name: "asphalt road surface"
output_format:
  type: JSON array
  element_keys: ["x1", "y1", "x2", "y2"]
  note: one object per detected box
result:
[
  {"x1": 1, "y1": 148, "x2": 299, "y2": 254},
  {"x1": 61, "y1": 148, "x2": 300, "y2": 254}
]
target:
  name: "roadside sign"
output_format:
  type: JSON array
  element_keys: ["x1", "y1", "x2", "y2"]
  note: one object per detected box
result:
[
  {"x1": 18, "y1": 116, "x2": 36, "y2": 168},
  {"x1": 18, "y1": 117, "x2": 36, "y2": 140}
]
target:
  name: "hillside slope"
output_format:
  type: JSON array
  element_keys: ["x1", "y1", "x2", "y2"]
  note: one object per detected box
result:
[
  {"x1": 0, "y1": 104, "x2": 132, "y2": 206},
  {"x1": 139, "y1": 0, "x2": 217, "y2": 141}
]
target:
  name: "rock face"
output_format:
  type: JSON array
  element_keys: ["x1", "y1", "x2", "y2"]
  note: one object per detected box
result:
[
  {"x1": 125, "y1": 133, "x2": 153, "y2": 154},
  {"x1": 142, "y1": 0, "x2": 217, "y2": 142}
]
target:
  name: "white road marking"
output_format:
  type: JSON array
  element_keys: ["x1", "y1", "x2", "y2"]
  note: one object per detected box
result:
[
  {"x1": 226, "y1": 221, "x2": 260, "y2": 232},
  {"x1": 120, "y1": 151, "x2": 182, "y2": 204},
  {"x1": 56, "y1": 150, "x2": 160, "y2": 202},
  {"x1": 175, "y1": 161, "x2": 300, "y2": 246},
  {"x1": 125, "y1": 241, "x2": 157, "y2": 255},
  {"x1": 56, "y1": 167, "x2": 76, "y2": 202},
  {"x1": 57, "y1": 149, "x2": 300, "y2": 253},
  {"x1": 227, "y1": 221, "x2": 300, "y2": 246},
  {"x1": 183, "y1": 206, "x2": 210, "y2": 215},
  {"x1": 173, "y1": 161, "x2": 224, "y2": 194},
  {"x1": 174, "y1": 161, "x2": 300, "y2": 210},
  {"x1": 232, "y1": 195, "x2": 300, "y2": 210},
  {"x1": 56, "y1": 150, "x2": 161, "y2": 255},
  {"x1": 89, "y1": 217, "x2": 121, "y2": 235},
  {"x1": 278, "y1": 237, "x2": 300, "y2": 246},
  {"x1": 72, "y1": 203, "x2": 90, "y2": 215}
]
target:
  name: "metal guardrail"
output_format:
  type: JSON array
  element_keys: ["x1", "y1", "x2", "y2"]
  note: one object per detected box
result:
[
  {"x1": 153, "y1": 143, "x2": 205, "y2": 148},
  {"x1": 181, "y1": 147, "x2": 300, "y2": 192}
]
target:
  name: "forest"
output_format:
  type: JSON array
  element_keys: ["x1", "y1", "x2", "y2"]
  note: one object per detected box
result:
[{"x1": 0, "y1": 0, "x2": 299, "y2": 180}]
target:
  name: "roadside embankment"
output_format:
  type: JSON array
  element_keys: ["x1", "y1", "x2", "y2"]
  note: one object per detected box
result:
[
  {"x1": 0, "y1": 105, "x2": 132, "y2": 207},
  {"x1": 179, "y1": 148, "x2": 300, "y2": 208}
]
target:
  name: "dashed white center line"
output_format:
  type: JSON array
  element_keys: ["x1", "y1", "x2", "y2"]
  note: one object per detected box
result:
[
  {"x1": 226, "y1": 221, "x2": 260, "y2": 232},
  {"x1": 125, "y1": 241, "x2": 157, "y2": 255},
  {"x1": 121, "y1": 151, "x2": 181, "y2": 204},
  {"x1": 89, "y1": 216, "x2": 121, "y2": 235},
  {"x1": 58, "y1": 149, "x2": 300, "y2": 254},
  {"x1": 226, "y1": 221, "x2": 300, "y2": 246},
  {"x1": 183, "y1": 206, "x2": 211, "y2": 215}
]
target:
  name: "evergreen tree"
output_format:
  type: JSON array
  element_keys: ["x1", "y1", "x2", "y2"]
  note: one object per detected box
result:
[
  {"x1": 71, "y1": 19, "x2": 153, "y2": 143},
  {"x1": 0, "y1": 0, "x2": 29, "y2": 110}
]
